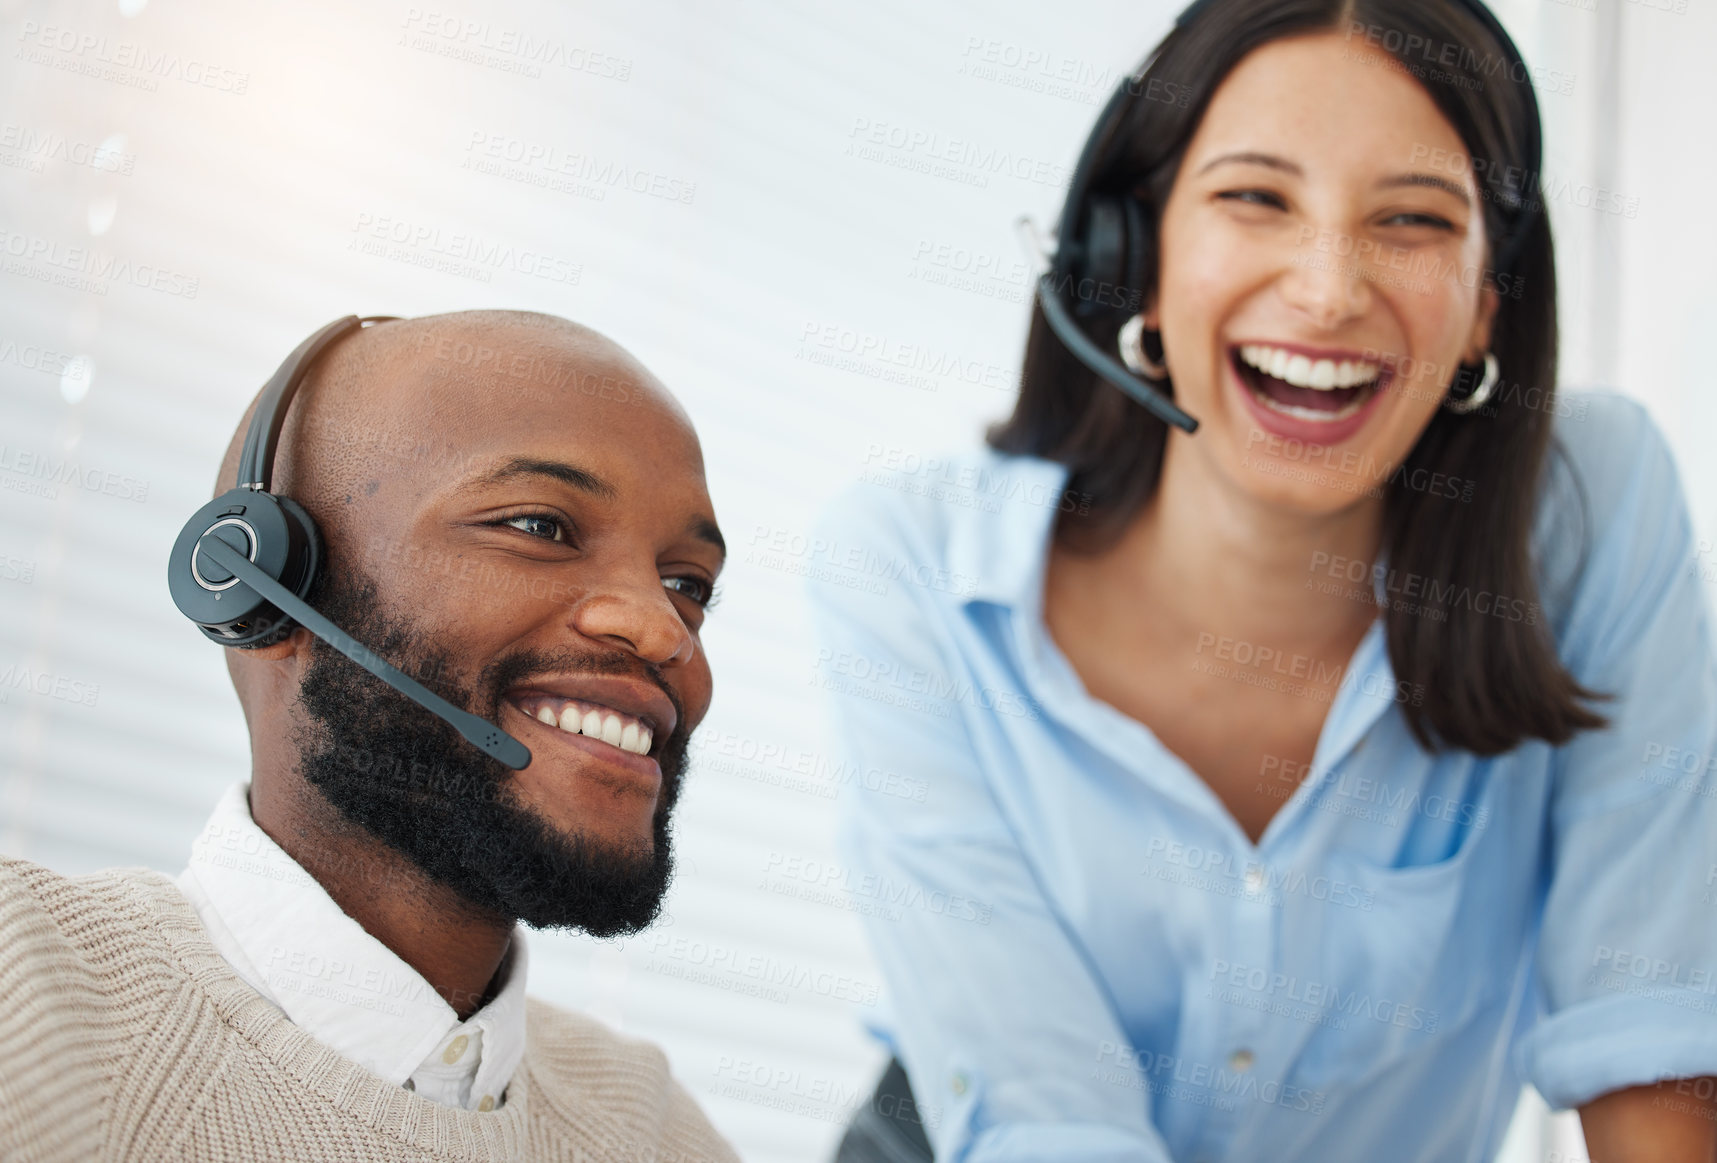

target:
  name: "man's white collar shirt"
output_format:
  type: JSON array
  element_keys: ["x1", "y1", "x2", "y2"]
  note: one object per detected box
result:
[{"x1": 174, "y1": 782, "x2": 529, "y2": 1112}]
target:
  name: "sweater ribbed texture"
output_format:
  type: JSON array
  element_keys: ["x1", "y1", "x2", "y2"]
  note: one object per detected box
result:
[{"x1": 0, "y1": 855, "x2": 739, "y2": 1163}]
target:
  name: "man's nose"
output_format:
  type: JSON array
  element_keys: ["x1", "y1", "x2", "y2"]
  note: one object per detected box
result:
[{"x1": 567, "y1": 574, "x2": 696, "y2": 668}]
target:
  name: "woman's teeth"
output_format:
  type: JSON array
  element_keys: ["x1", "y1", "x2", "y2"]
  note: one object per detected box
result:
[
  {"x1": 525, "y1": 698, "x2": 654, "y2": 756},
  {"x1": 1261, "y1": 395, "x2": 1368, "y2": 422},
  {"x1": 1239, "y1": 344, "x2": 1380, "y2": 390},
  {"x1": 1235, "y1": 343, "x2": 1383, "y2": 422}
]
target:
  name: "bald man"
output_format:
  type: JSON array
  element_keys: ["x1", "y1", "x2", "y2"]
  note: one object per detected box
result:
[{"x1": 0, "y1": 312, "x2": 739, "y2": 1162}]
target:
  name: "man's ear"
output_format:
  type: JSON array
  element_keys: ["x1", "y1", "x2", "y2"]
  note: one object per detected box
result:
[
  {"x1": 235, "y1": 625, "x2": 315, "y2": 663},
  {"x1": 225, "y1": 626, "x2": 314, "y2": 735}
]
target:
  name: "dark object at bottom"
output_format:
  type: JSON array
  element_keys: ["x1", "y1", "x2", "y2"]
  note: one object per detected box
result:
[{"x1": 834, "y1": 1057, "x2": 936, "y2": 1162}]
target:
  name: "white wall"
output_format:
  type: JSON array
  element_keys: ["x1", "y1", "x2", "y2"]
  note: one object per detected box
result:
[{"x1": 0, "y1": 1, "x2": 1704, "y2": 1160}]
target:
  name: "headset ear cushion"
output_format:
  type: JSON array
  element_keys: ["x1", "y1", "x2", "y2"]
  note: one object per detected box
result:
[
  {"x1": 220, "y1": 495, "x2": 320, "y2": 650},
  {"x1": 1077, "y1": 196, "x2": 1128, "y2": 317},
  {"x1": 1120, "y1": 196, "x2": 1149, "y2": 316},
  {"x1": 252, "y1": 495, "x2": 323, "y2": 647},
  {"x1": 274, "y1": 496, "x2": 322, "y2": 602}
]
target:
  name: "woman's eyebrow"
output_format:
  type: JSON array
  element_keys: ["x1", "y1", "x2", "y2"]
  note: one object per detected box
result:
[
  {"x1": 1197, "y1": 152, "x2": 1473, "y2": 207},
  {"x1": 1197, "y1": 150, "x2": 1302, "y2": 177},
  {"x1": 1375, "y1": 172, "x2": 1471, "y2": 206},
  {"x1": 456, "y1": 456, "x2": 620, "y2": 500}
]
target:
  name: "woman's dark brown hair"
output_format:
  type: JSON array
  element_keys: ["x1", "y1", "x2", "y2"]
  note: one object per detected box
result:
[{"x1": 988, "y1": 0, "x2": 1606, "y2": 755}]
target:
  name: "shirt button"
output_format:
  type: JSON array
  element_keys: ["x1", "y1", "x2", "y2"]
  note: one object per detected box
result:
[
  {"x1": 443, "y1": 1034, "x2": 470, "y2": 1065},
  {"x1": 950, "y1": 1072, "x2": 969, "y2": 1096},
  {"x1": 1228, "y1": 1048, "x2": 1256, "y2": 1072},
  {"x1": 1243, "y1": 866, "x2": 1265, "y2": 892},
  {"x1": 478, "y1": 1094, "x2": 495, "y2": 1112}
]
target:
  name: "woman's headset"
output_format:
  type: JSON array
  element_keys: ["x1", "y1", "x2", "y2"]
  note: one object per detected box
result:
[
  {"x1": 166, "y1": 315, "x2": 531, "y2": 770},
  {"x1": 1031, "y1": 0, "x2": 1545, "y2": 434}
]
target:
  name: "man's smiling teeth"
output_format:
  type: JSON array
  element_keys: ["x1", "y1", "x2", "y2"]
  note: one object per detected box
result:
[
  {"x1": 1239, "y1": 344, "x2": 1380, "y2": 390},
  {"x1": 523, "y1": 698, "x2": 653, "y2": 756}
]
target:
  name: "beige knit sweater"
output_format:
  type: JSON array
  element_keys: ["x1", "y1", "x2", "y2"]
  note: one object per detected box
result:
[{"x1": 0, "y1": 854, "x2": 740, "y2": 1163}]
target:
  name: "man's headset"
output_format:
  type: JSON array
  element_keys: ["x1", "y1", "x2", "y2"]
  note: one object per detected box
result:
[
  {"x1": 1028, "y1": 0, "x2": 1544, "y2": 434},
  {"x1": 166, "y1": 315, "x2": 532, "y2": 770}
]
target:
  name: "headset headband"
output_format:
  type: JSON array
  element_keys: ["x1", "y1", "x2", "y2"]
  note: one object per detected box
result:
[{"x1": 237, "y1": 315, "x2": 396, "y2": 490}]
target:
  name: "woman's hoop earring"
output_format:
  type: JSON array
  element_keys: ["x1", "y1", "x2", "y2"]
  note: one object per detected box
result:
[
  {"x1": 1444, "y1": 352, "x2": 1500, "y2": 414},
  {"x1": 1118, "y1": 314, "x2": 1169, "y2": 382}
]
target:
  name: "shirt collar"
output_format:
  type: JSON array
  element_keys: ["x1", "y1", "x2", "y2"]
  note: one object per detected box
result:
[
  {"x1": 175, "y1": 782, "x2": 530, "y2": 1097},
  {"x1": 942, "y1": 449, "x2": 1395, "y2": 782},
  {"x1": 945, "y1": 449, "x2": 1072, "y2": 611}
]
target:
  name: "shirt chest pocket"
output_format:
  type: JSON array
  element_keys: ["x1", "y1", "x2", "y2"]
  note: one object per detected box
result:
[{"x1": 1268, "y1": 812, "x2": 1530, "y2": 1091}]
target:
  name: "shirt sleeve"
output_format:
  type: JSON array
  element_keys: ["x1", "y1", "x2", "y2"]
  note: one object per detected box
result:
[
  {"x1": 1519, "y1": 399, "x2": 1717, "y2": 1109},
  {"x1": 806, "y1": 490, "x2": 1173, "y2": 1163}
]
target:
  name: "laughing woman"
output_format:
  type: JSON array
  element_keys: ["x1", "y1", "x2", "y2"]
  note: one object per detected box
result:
[{"x1": 810, "y1": 1, "x2": 1717, "y2": 1161}]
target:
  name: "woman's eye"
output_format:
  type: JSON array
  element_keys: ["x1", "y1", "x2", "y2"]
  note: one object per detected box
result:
[
  {"x1": 662, "y1": 575, "x2": 715, "y2": 607},
  {"x1": 1218, "y1": 189, "x2": 1287, "y2": 210},
  {"x1": 1383, "y1": 212, "x2": 1454, "y2": 230},
  {"x1": 499, "y1": 514, "x2": 565, "y2": 542}
]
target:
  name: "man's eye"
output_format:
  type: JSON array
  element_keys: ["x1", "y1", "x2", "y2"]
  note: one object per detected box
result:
[
  {"x1": 498, "y1": 514, "x2": 565, "y2": 542},
  {"x1": 662, "y1": 575, "x2": 716, "y2": 607}
]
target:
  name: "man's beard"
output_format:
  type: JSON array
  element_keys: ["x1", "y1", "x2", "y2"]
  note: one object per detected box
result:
[{"x1": 290, "y1": 566, "x2": 688, "y2": 937}]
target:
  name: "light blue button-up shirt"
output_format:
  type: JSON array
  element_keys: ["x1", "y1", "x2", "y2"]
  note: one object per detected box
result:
[{"x1": 807, "y1": 391, "x2": 1717, "y2": 1163}]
